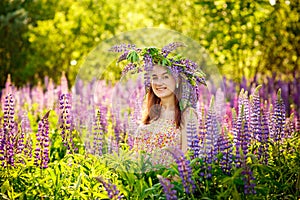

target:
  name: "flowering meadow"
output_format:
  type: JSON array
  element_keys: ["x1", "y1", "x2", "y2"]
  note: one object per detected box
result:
[{"x1": 0, "y1": 72, "x2": 300, "y2": 200}]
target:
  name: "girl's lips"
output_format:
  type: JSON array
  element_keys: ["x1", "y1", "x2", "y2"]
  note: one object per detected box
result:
[{"x1": 156, "y1": 87, "x2": 167, "y2": 91}]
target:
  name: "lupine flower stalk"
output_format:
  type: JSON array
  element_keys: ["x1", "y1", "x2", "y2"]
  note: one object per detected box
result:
[
  {"x1": 186, "y1": 109, "x2": 200, "y2": 159},
  {"x1": 250, "y1": 85, "x2": 262, "y2": 142},
  {"x1": 59, "y1": 93, "x2": 75, "y2": 153},
  {"x1": 143, "y1": 53, "x2": 153, "y2": 89},
  {"x1": 157, "y1": 175, "x2": 177, "y2": 200},
  {"x1": 258, "y1": 103, "x2": 270, "y2": 164},
  {"x1": 92, "y1": 109, "x2": 103, "y2": 156},
  {"x1": 270, "y1": 89, "x2": 286, "y2": 143},
  {"x1": 34, "y1": 111, "x2": 50, "y2": 168},
  {"x1": 161, "y1": 42, "x2": 186, "y2": 57},
  {"x1": 95, "y1": 177, "x2": 122, "y2": 200},
  {"x1": 167, "y1": 148, "x2": 195, "y2": 194},
  {"x1": 217, "y1": 133, "x2": 233, "y2": 175},
  {"x1": 202, "y1": 96, "x2": 219, "y2": 178},
  {"x1": 0, "y1": 94, "x2": 16, "y2": 167}
]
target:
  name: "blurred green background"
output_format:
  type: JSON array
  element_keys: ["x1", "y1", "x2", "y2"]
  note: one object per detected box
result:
[{"x1": 0, "y1": 0, "x2": 299, "y2": 88}]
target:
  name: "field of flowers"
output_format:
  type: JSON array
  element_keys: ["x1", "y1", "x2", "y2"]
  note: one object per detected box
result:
[{"x1": 0, "y1": 72, "x2": 300, "y2": 199}]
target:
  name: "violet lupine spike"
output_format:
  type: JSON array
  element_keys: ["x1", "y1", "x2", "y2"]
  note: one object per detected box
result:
[
  {"x1": 167, "y1": 147, "x2": 195, "y2": 194},
  {"x1": 59, "y1": 93, "x2": 75, "y2": 153},
  {"x1": 121, "y1": 63, "x2": 137, "y2": 76},
  {"x1": 111, "y1": 110, "x2": 122, "y2": 153},
  {"x1": 157, "y1": 175, "x2": 177, "y2": 200},
  {"x1": 109, "y1": 43, "x2": 136, "y2": 52},
  {"x1": 258, "y1": 101, "x2": 270, "y2": 165},
  {"x1": 186, "y1": 109, "x2": 200, "y2": 159},
  {"x1": 233, "y1": 105, "x2": 243, "y2": 168},
  {"x1": 204, "y1": 96, "x2": 219, "y2": 161},
  {"x1": 270, "y1": 89, "x2": 286, "y2": 142},
  {"x1": 250, "y1": 85, "x2": 262, "y2": 142},
  {"x1": 1, "y1": 94, "x2": 16, "y2": 167},
  {"x1": 99, "y1": 104, "x2": 108, "y2": 133},
  {"x1": 197, "y1": 104, "x2": 206, "y2": 146},
  {"x1": 143, "y1": 53, "x2": 153, "y2": 89},
  {"x1": 117, "y1": 50, "x2": 129, "y2": 63},
  {"x1": 161, "y1": 42, "x2": 186, "y2": 57},
  {"x1": 217, "y1": 134, "x2": 233, "y2": 175},
  {"x1": 34, "y1": 111, "x2": 50, "y2": 169},
  {"x1": 242, "y1": 168, "x2": 256, "y2": 195},
  {"x1": 92, "y1": 109, "x2": 103, "y2": 156},
  {"x1": 95, "y1": 177, "x2": 122, "y2": 200}
]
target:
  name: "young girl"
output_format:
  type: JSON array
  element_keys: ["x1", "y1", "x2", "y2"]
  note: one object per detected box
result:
[{"x1": 110, "y1": 42, "x2": 206, "y2": 160}]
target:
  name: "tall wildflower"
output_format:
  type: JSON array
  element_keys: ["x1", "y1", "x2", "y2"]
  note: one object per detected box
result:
[
  {"x1": 0, "y1": 94, "x2": 16, "y2": 167},
  {"x1": 201, "y1": 97, "x2": 219, "y2": 178},
  {"x1": 59, "y1": 93, "x2": 75, "y2": 152},
  {"x1": 167, "y1": 148, "x2": 195, "y2": 194},
  {"x1": 20, "y1": 111, "x2": 33, "y2": 158},
  {"x1": 234, "y1": 90, "x2": 256, "y2": 194},
  {"x1": 143, "y1": 53, "x2": 153, "y2": 89},
  {"x1": 186, "y1": 109, "x2": 200, "y2": 159},
  {"x1": 95, "y1": 177, "x2": 122, "y2": 200},
  {"x1": 157, "y1": 175, "x2": 177, "y2": 200},
  {"x1": 34, "y1": 111, "x2": 50, "y2": 168},
  {"x1": 92, "y1": 109, "x2": 103, "y2": 156},
  {"x1": 270, "y1": 89, "x2": 286, "y2": 142},
  {"x1": 259, "y1": 102, "x2": 270, "y2": 165},
  {"x1": 217, "y1": 132, "x2": 233, "y2": 175},
  {"x1": 250, "y1": 85, "x2": 262, "y2": 142}
]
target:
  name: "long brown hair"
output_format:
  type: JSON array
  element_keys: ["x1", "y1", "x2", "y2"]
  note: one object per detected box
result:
[{"x1": 142, "y1": 78, "x2": 182, "y2": 129}]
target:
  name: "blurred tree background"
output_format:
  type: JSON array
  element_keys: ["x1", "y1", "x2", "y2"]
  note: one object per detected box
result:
[{"x1": 0, "y1": 0, "x2": 299, "y2": 88}]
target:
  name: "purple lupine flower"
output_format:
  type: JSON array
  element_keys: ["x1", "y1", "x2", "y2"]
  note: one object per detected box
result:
[
  {"x1": 143, "y1": 53, "x2": 153, "y2": 89},
  {"x1": 117, "y1": 50, "x2": 129, "y2": 63},
  {"x1": 250, "y1": 85, "x2": 262, "y2": 142},
  {"x1": 167, "y1": 147, "x2": 195, "y2": 194},
  {"x1": 270, "y1": 89, "x2": 286, "y2": 142},
  {"x1": 157, "y1": 175, "x2": 177, "y2": 200},
  {"x1": 186, "y1": 109, "x2": 200, "y2": 159},
  {"x1": 19, "y1": 110, "x2": 33, "y2": 158},
  {"x1": 161, "y1": 42, "x2": 186, "y2": 57},
  {"x1": 109, "y1": 43, "x2": 136, "y2": 52},
  {"x1": 92, "y1": 109, "x2": 103, "y2": 156},
  {"x1": 202, "y1": 97, "x2": 219, "y2": 169},
  {"x1": 121, "y1": 63, "x2": 138, "y2": 76},
  {"x1": 99, "y1": 104, "x2": 108, "y2": 133},
  {"x1": 258, "y1": 103, "x2": 270, "y2": 164},
  {"x1": 217, "y1": 133, "x2": 233, "y2": 175},
  {"x1": 1, "y1": 94, "x2": 16, "y2": 167},
  {"x1": 233, "y1": 105, "x2": 244, "y2": 168},
  {"x1": 59, "y1": 93, "x2": 75, "y2": 153},
  {"x1": 242, "y1": 169, "x2": 256, "y2": 195},
  {"x1": 95, "y1": 177, "x2": 122, "y2": 200},
  {"x1": 34, "y1": 111, "x2": 50, "y2": 169}
]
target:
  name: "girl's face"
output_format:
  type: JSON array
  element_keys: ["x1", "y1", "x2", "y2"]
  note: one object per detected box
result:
[{"x1": 150, "y1": 65, "x2": 176, "y2": 99}]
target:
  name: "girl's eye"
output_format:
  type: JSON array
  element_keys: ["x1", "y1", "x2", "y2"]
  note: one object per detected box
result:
[
  {"x1": 164, "y1": 75, "x2": 169, "y2": 79},
  {"x1": 152, "y1": 76, "x2": 158, "y2": 80}
]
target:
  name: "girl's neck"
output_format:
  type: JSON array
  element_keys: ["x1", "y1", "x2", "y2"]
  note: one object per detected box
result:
[{"x1": 160, "y1": 95, "x2": 175, "y2": 111}]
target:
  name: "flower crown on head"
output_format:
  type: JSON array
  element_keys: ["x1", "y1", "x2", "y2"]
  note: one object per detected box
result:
[{"x1": 109, "y1": 42, "x2": 207, "y2": 110}]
